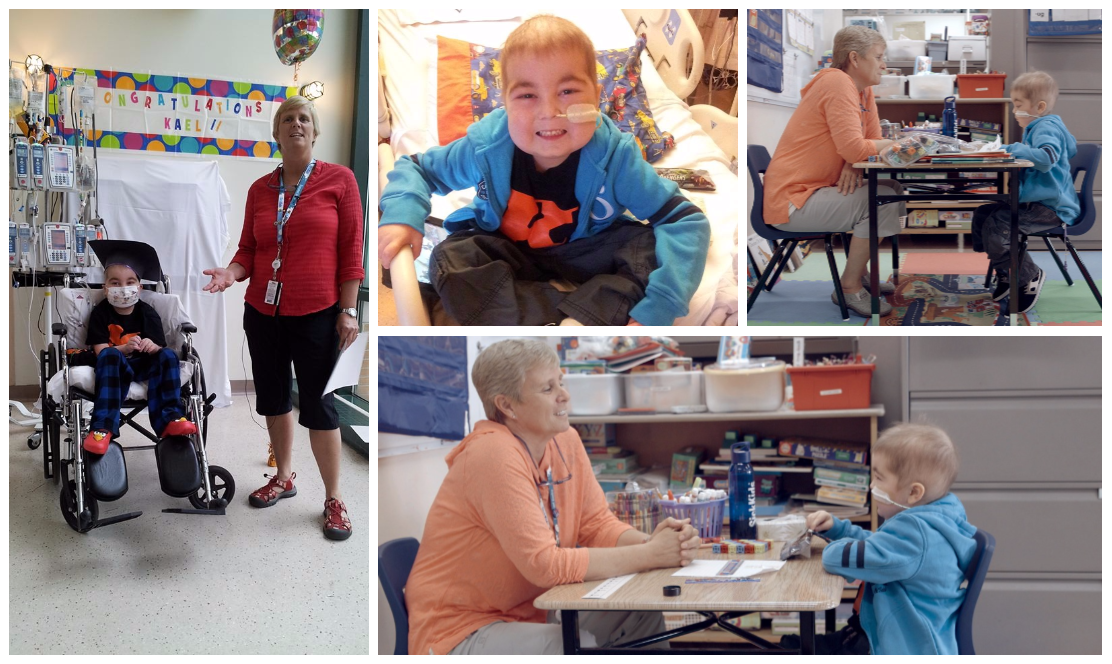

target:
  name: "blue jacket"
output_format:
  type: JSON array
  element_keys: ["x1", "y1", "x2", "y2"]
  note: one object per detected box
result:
[
  {"x1": 821, "y1": 493, "x2": 978, "y2": 655},
  {"x1": 1004, "y1": 114, "x2": 1080, "y2": 225},
  {"x1": 378, "y1": 109, "x2": 710, "y2": 325}
]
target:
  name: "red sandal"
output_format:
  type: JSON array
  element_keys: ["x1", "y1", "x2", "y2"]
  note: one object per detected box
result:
[
  {"x1": 323, "y1": 497, "x2": 352, "y2": 541},
  {"x1": 249, "y1": 472, "x2": 297, "y2": 508}
]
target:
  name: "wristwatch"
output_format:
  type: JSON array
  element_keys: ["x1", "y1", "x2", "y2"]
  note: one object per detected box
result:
[{"x1": 339, "y1": 307, "x2": 358, "y2": 318}]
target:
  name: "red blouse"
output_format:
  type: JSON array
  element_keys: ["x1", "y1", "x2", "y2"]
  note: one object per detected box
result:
[{"x1": 232, "y1": 160, "x2": 365, "y2": 316}]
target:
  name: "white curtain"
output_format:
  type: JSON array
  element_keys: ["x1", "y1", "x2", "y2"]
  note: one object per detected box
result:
[{"x1": 77, "y1": 155, "x2": 233, "y2": 407}]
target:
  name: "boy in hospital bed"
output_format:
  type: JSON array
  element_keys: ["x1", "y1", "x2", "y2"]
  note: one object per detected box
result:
[
  {"x1": 81, "y1": 240, "x2": 196, "y2": 455},
  {"x1": 971, "y1": 70, "x2": 1080, "y2": 313},
  {"x1": 378, "y1": 15, "x2": 710, "y2": 326}
]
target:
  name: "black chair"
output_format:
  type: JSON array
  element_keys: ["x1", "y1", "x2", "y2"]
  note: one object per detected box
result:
[
  {"x1": 378, "y1": 537, "x2": 420, "y2": 655},
  {"x1": 747, "y1": 144, "x2": 899, "y2": 321},
  {"x1": 956, "y1": 528, "x2": 996, "y2": 655},
  {"x1": 985, "y1": 143, "x2": 1101, "y2": 308}
]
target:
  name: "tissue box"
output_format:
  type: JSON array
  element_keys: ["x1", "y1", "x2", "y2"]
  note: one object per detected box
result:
[
  {"x1": 939, "y1": 210, "x2": 974, "y2": 223},
  {"x1": 908, "y1": 210, "x2": 939, "y2": 228}
]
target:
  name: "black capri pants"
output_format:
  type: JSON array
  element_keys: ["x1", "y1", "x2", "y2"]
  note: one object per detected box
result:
[{"x1": 243, "y1": 302, "x2": 340, "y2": 430}]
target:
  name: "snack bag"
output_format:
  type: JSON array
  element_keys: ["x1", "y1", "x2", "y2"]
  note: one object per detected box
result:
[{"x1": 880, "y1": 133, "x2": 941, "y2": 167}]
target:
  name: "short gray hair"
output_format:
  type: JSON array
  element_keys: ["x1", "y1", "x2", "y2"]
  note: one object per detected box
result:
[
  {"x1": 833, "y1": 25, "x2": 888, "y2": 71},
  {"x1": 272, "y1": 95, "x2": 321, "y2": 144},
  {"x1": 472, "y1": 339, "x2": 560, "y2": 423}
]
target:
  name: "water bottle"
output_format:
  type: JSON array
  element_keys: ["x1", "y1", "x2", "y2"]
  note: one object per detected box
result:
[
  {"x1": 942, "y1": 96, "x2": 957, "y2": 138},
  {"x1": 729, "y1": 442, "x2": 756, "y2": 539}
]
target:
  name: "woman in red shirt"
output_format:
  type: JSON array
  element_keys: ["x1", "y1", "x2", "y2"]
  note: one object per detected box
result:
[{"x1": 203, "y1": 96, "x2": 364, "y2": 540}]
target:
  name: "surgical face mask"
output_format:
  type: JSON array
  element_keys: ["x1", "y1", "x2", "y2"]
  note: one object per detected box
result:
[
  {"x1": 871, "y1": 486, "x2": 912, "y2": 511},
  {"x1": 106, "y1": 285, "x2": 140, "y2": 308},
  {"x1": 1014, "y1": 110, "x2": 1040, "y2": 118}
]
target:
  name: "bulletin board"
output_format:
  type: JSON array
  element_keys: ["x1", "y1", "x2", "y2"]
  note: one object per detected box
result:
[
  {"x1": 746, "y1": 8, "x2": 814, "y2": 108},
  {"x1": 747, "y1": 9, "x2": 783, "y2": 93},
  {"x1": 1028, "y1": 9, "x2": 1102, "y2": 36},
  {"x1": 378, "y1": 336, "x2": 469, "y2": 441}
]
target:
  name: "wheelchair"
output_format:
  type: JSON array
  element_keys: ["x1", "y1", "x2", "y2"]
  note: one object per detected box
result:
[{"x1": 38, "y1": 284, "x2": 234, "y2": 533}]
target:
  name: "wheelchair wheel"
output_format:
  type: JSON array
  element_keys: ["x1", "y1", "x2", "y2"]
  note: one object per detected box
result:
[
  {"x1": 27, "y1": 433, "x2": 41, "y2": 449},
  {"x1": 60, "y1": 480, "x2": 98, "y2": 533},
  {"x1": 188, "y1": 465, "x2": 235, "y2": 509}
]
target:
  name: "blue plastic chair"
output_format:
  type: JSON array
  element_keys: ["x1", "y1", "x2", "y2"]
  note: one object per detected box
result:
[
  {"x1": 747, "y1": 144, "x2": 899, "y2": 321},
  {"x1": 379, "y1": 537, "x2": 420, "y2": 655},
  {"x1": 956, "y1": 528, "x2": 996, "y2": 655},
  {"x1": 985, "y1": 143, "x2": 1101, "y2": 308}
]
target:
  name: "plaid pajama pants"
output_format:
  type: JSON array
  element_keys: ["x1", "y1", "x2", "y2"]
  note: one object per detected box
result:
[{"x1": 90, "y1": 347, "x2": 184, "y2": 437}]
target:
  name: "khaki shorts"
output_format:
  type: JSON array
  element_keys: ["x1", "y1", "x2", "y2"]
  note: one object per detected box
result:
[
  {"x1": 447, "y1": 610, "x2": 667, "y2": 655},
  {"x1": 779, "y1": 179, "x2": 905, "y2": 239}
]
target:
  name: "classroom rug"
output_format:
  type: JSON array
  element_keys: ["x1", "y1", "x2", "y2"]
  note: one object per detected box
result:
[{"x1": 747, "y1": 250, "x2": 1102, "y2": 326}]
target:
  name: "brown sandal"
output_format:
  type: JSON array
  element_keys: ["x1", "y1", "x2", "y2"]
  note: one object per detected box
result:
[
  {"x1": 249, "y1": 472, "x2": 297, "y2": 508},
  {"x1": 323, "y1": 498, "x2": 351, "y2": 541}
]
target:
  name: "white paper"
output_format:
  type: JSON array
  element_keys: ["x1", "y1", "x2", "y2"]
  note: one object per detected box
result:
[
  {"x1": 671, "y1": 560, "x2": 787, "y2": 578},
  {"x1": 1053, "y1": 9, "x2": 1089, "y2": 22},
  {"x1": 582, "y1": 573, "x2": 636, "y2": 599},
  {"x1": 323, "y1": 331, "x2": 369, "y2": 395},
  {"x1": 1030, "y1": 9, "x2": 1050, "y2": 22}
]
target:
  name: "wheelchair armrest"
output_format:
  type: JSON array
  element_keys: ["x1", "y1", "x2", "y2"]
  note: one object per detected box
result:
[
  {"x1": 52, "y1": 323, "x2": 67, "y2": 337},
  {"x1": 181, "y1": 323, "x2": 198, "y2": 334}
]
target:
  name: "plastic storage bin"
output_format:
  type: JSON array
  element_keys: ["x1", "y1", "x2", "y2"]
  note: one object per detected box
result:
[
  {"x1": 926, "y1": 41, "x2": 948, "y2": 62},
  {"x1": 786, "y1": 363, "x2": 876, "y2": 411},
  {"x1": 948, "y1": 35, "x2": 986, "y2": 61},
  {"x1": 956, "y1": 73, "x2": 1006, "y2": 99},
  {"x1": 703, "y1": 360, "x2": 786, "y2": 413},
  {"x1": 564, "y1": 373, "x2": 623, "y2": 415},
  {"x1": 907, "y1": 74, "x2": 955, "y2": 99},
  {"x1": 659, "y1": 498, "x2": 725, "y2": 539},
  {"x1": 886, "y1": 39, "x2": 926, "y2": 60},
  {"x1": 624, "y1": 371, "x2": 703, "y2": 413},
  {"x1": 872, "y1": 74, "x2": 906, "y2": 98}
]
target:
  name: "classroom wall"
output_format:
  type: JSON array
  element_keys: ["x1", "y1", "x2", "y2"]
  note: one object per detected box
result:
[{"x1": 8, "y1": 9, "x2": 359, "y2": 388}]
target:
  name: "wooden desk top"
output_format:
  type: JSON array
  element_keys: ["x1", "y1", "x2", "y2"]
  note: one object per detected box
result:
[
  {"x1": 534, "y1": 541, "x2": 844, "y2": 613},
  {"x1": 854, "y1": 159, "x2": 1034, "y2": 170}
]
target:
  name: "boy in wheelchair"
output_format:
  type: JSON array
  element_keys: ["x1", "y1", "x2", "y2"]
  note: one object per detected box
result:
[{"x1": 82, "y1": 240, "x2": 197, "y2": 454}]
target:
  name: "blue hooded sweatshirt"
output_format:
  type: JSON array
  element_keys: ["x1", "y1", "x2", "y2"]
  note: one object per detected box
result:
[
  {"x1": 378, "y1": 109, "x2": 710, "y2": 326},
  {"x1": 821, "y1": 493, "x2": 978, "y2": 655},
  {"x1": 1003, "y1": 114, "x2": 1080, "y2": 225}
]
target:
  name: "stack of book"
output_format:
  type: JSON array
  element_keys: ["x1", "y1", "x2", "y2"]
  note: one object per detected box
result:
[{"x1": 813, "y1": 460, "x2": 871, "y2": 508}]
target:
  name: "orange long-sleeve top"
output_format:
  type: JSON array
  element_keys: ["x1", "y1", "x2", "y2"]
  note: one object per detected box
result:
[
  {"x1": 405, "y1": 421, "x2": 635, "y2": 656},
  {"x1": 762, "y1": 68, "x2": 883, "y2": 226}
]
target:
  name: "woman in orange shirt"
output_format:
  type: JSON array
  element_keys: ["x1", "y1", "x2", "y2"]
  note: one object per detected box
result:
[
  {"x1": 763, "y1": 26, "x2": 906, "y2": 317},
  {"x1": 405, "y1": 339, "x2": 700, "y2": 655}
]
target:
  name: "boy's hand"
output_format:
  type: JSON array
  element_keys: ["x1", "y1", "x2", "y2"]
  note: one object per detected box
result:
[
  {"x1": 138, "y1": 338, "x2": 160, "y2": 354},
  {"x1": 627, "y1": 318, "x2": 643, "y2": 326},
  {"x1": 378, "y1": 224, "x2": 425, "y2": 266},
  {"x1": 806, "y1": 511, "x2": 834, "y2": 532}
]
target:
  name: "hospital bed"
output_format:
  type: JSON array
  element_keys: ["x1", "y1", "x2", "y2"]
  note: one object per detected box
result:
[{"x1": 377, "y1": 8, "x2": 739, "y2": 325}]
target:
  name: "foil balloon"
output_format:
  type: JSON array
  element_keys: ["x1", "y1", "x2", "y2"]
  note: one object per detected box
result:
[{"x1": 273, "y1": 10, "x2": 325, "y2": 67}]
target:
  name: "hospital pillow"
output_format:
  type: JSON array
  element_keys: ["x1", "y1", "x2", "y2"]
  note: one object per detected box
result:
[{"x1": 435, "y1": 34, "x2": 674, "y2": 162}]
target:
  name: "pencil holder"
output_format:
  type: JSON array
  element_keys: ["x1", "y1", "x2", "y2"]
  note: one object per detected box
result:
[{"x1": 659, "y1": 497, "x2": 726, "y2": 539}]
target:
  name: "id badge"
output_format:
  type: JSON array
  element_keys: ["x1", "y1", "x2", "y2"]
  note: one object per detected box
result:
[{"x1": 265, "y1": 280, "x2": 282, "y2": 306}]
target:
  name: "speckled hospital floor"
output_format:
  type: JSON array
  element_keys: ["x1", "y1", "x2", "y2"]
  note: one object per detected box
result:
[{"x1": 8, "y1": 396, "x2": 369, "y2": 655}]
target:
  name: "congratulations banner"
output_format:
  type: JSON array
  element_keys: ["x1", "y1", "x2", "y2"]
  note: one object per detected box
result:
[{"x1": 55, "y1": 67, "x2": 300, "y2": 159}]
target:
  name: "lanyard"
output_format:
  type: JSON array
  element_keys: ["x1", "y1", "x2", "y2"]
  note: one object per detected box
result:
[
  {"x1": 514, "y1": 433, "x2": 562, "y2": 548},
  {"x1": 273, "y1": 158, "x2": 316, "y2": 278}
]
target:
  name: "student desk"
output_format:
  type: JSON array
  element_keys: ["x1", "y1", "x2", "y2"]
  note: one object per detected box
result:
[
  {"x1": 534, "y1": 541, "x2": 844, "y2": 654},
  {"x1": 852, "y1": 159, "x2": 1034, "y2": 326}
]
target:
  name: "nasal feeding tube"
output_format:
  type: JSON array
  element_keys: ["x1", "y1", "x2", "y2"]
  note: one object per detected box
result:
[{"x1": 556, "y1": 103, "x2": 599, "y2": 123}]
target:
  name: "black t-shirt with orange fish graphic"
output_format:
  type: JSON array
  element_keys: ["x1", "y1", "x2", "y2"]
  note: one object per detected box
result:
[
  {"x1": 500, "y1": 147, "x2": 582, "y2": 249},
  {"x1": 85, "y1": 299, "x2": 166, "y2": 349}
]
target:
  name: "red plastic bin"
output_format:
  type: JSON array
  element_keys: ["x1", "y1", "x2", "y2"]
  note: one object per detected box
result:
[
  {"x1": 786, "y1": 364, "x2": 875, "y2": 411},
  {"x1": 956, "y1": 74, "x2": 1007, "y2": 99}
]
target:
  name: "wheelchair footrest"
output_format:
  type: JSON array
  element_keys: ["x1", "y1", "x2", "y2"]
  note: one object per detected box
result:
[
  {"x1": 162, "y1": 507, "x2": 226, "y2": 516},
  {"x1": 155, "y1": 435, "x2": 203, "y2": 497},
  {"x1": 85, "y1": 441, "x2": 129, "y2": 502},
  {"x1": 95, "y1": 511, "x2": 143, "y2": 528}
]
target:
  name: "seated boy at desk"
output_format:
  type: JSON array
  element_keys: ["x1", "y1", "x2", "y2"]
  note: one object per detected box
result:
[
  {"x1": 971, "y1": 70, "x2": 1079, "y2": 313},
  {"x1": 377, "y1": 15, "x2": 710, "y2": 326},
  {"x1": 804, "y1": 423, "x2": 977, "y2": 655}
]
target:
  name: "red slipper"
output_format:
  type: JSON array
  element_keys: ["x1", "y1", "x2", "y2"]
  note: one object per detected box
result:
[
  {"x1": 83, "y1": 430, "x2": 113, "y2": 455},
  {"x1": 161, "y1": 418, "x2": 198, "y2": 438}
]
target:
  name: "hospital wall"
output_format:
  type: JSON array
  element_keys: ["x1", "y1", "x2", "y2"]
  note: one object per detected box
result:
[{"x1": 8, "y1": 9, "x2": 359, "y2": 389}]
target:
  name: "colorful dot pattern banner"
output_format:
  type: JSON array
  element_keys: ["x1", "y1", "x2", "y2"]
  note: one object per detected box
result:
[{"x1": 53, "y1": 67, "x2": 298, "y2": 159}]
